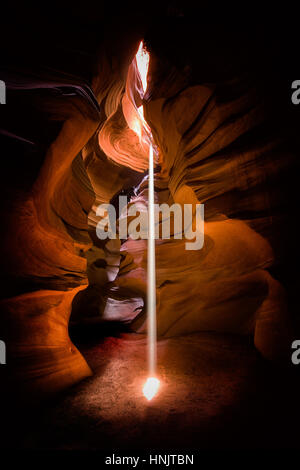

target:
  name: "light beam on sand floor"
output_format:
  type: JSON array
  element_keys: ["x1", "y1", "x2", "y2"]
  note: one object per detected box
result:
[
  {"x1": 135, "y1": 41, "x2": 160, "y2": 400},
  {"x1": 143, "y1": 144, "x2": 160, "y2": 400},
  {"x1": 143, "y1": 376, "x2": 160, "y2": 401},
  {"x1": 147, "y1": 144, "x2": 158, "y2": 360}
]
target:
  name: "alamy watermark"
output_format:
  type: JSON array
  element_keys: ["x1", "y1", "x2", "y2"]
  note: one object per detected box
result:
[
  {"x1": 0, "y1": 80, "x2": 6, "y2": 104},
  {"x1": 96, "y1": 196, "x2": 204, "y2": 250},
  {"x1": 291, "y1": 340, "x2": 300, "y2": 365},
  {"x1": 291, "y1": 80, "x2": 300, "y2": 105},
  {"x1": 0, "y1": 340, "x2": 6, "y2": 364}
]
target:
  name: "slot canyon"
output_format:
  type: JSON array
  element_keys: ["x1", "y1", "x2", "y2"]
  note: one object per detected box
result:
[{"x1": 0, "y1": 5, "x2": 300, "y2": 452}]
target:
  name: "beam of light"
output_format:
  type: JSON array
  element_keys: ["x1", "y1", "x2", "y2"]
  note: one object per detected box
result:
[
  {"x1": 135, "y1": 41, "x2": 160, "y2": 400},
  {"x1": 147, "y1": 142, "x2": 157, "y2": 378},
  {"x1": 143, "y1": 377, "x2": 160, "y2": 401}
]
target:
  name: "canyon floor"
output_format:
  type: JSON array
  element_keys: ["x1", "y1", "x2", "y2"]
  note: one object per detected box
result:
[{"x1": 2, "y1": 329, "x2": 300, "y2": 451}]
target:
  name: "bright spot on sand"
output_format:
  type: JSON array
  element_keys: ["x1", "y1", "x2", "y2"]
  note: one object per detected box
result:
[{"x1": 143, "y1": 377, "x2": 160, "y2": 401}]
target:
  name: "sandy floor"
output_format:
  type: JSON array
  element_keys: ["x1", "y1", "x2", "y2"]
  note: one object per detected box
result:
[{"x1": 2, "y1": 330, "x2": 300, "y2": 450}]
